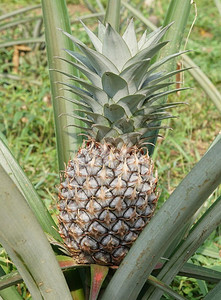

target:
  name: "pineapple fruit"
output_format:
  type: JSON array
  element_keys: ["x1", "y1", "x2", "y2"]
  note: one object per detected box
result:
[{"x1": 57, "y1": 20, "x2": 185, "y2": 266}]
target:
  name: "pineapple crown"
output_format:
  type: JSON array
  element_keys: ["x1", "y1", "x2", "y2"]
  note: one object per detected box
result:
[{"x1": 56, "y1": 20, "x2": 188, "y2": 148}]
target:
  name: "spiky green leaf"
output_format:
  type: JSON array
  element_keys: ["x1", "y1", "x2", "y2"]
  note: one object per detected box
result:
[
  {"x1": 102, "y1": 72, "x2": 129, "y2": 101},
  {"x1": 122, "y1": 19, "x2": 138, "y2": 56},
  {"x1": 81, "y1": 21, "x2": 102, "y2": 53},
  {"x1": 102, "y1": 24, "x2": 131, "y2": 71},
  {"x1": 120, "y1": 59, "x2": 150, "y2": 93}
]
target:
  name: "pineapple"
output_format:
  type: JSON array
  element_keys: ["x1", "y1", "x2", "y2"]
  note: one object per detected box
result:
[{"x1": 57, "y1": 20, "x2": 185, "y2": 266}]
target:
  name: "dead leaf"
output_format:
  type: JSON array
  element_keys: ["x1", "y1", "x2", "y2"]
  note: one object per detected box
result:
[
  {"x1": 199, "y1": 28, "x2": 213, "y2": 38},
  {"x1": 12, "y1": 45, "x2": 31, "y2": 73}
]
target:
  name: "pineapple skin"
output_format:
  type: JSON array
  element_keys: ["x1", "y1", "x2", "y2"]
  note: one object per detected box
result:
[{"x1": 58, "y1": 140, "x2": 158, "y2": 266}]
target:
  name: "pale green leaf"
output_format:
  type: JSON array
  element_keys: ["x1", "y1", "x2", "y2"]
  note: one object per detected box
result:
[
  {"x1": 102, "y1": 24, "x2": 131, "y2": 71},
  {"x1": 124, "y1": 41, "x2": 168, "y2": 69},
  {"x1": 180, "y1": 263, "x2": 221, "y2": 283},
  {"x1": 56, "y1": 56, "x2": 102, "y2": 88},
  {"x1": 104, "y1": 104, "x2": 126, "y2": 122},
  {"x1": 141, "y1": 22, "x2": 173, "y2": 50},
  {"x1": 138, "y1": 30, "x2": 147, "y2": 49},
  {"x1": 62, "y1": 30, "x2": 118, "y2": 75},
  {"x1": 0, "y1": 137, "x2": 61, "y2": 242},
  {"x1": 0, "y1": 165, "x2": 72, "y2": 300},
  {"x1": 42, "y1": 0, "x2": 84, "y2": 168},
  {"x1": 143, "y1": 67, "x2": 192, "y2": 87},
  {"x1": 81, "y1": 21, "x2": 102, "y2": 52},
  {"x1": 98, "y1": 21, "x2": 106, "y2": 41},
  {"x1": 64, "y1": 50, "x2": 95, "y2": 72},
  {"x1": 56, "y1": 95, "x2": 91, "y2": 110},
  {"x1": 120, "y1": 59, "x2": 150, "y2": 93},
  {"x1": 118, "y1": 94, "x2": 145, "y2": 116},
  {"x1": 144, "y1": 87, "x2": 189, "y2": 105},
  {"x1": 138, "y1": 81, "x2": 177, "y2": 97},
  {"x1": 102, "y1": 72, "x2": 129, "y2": 101},
  {"x1": 146, "y1": 51, "x2": 189, "y2": 77},
  {"x1": 58, "y1": 82, "x2": 103, "y2": 113},
  {"x1": 122, "y1": 19, "x2": 138, "y2": 56},
  {"x1": 74, "y1": 110, "x2": 110, "y2": 127},
  {"x1": 60, "y1": 73, "x2": 108, "y2": 106}
]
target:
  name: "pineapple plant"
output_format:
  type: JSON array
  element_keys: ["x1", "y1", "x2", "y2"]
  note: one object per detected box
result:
[
  {"x1": 1, "y1": 1, "x2": 221, "y2": 299},
  {"x1": 57, "y1": 20, "x2": 186, "y2": 266}
]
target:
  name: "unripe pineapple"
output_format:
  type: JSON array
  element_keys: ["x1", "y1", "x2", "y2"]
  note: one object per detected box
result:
[{"x1": 57, "y1": 20, "x2": 186, "y2": 266}]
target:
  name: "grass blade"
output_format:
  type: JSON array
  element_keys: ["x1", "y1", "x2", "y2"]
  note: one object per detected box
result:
[
  {"x1": 0, "y1": 16, "x2": 41, "y2": 32},
  {"x1": 0, "y1": 137, "x2": 61, "y2": 242},
  {"x1": 0, "y1": 37, "x2": 44, "y2": 48},
  {"x1": 71, "y1": 12, "x2": 104, "y2": 24},
  {"x1": 0, "y1": 5, "x2": 41, "y2": 22},
  {"x1": 0, "y1": 73, "x2": 41, "y2": 85},
  {"x1": 0, "y1": 165, "x2": 72, "y2": 299},
  {"x1": 41, "y1": 0, "x2": 83, "y2": 171},
  {"x1": 101, "y1": 139, "x2": 221, "y2": 300}
]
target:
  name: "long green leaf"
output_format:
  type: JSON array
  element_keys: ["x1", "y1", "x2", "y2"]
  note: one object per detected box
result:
[
  {"x1": 0, "y1": 165, "x2": 72, "y2": 299},
  {"x1": 2, "y1": 259, "x2": 221, "y2": 293},
  {"x1": 0, "y1": 287, "x2": 23, "y2": 300},
  {"x1": 101, "y1": 139, "x2": 221, "y2": 300},
  {"x1": 179, "y1": 263, "x2": 221, "y2": 283},
  {"x1": 204, "y1": 280, "x2": 221, "y2": 300},
  {"x1": 104, "y1": 0, "x2": 121, "y2": 32},
  {"x1": 0, "y1": 267, "x2": 22, "y2": 300},
  {"x1": 0, "y1": 271, "x2": 23, "y2": 291},
  {"x1": 41, "y1": 0, "x2": 83, "y2": 171},
  {"x1": 41, "y1": 2, "x2": 85, "y2": 297},
  {"x1": 160, "y1": 0, "x2": 191, "y2": 58},
  {"x1": 0, "y1": 137, "x2": 61, "y2": 242},
  {"x1": 145, "y1": 196, "x2": 221, "y2": 299}
]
